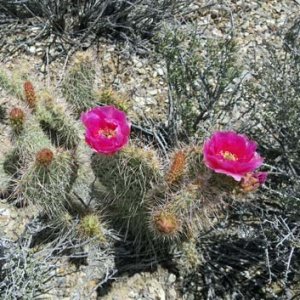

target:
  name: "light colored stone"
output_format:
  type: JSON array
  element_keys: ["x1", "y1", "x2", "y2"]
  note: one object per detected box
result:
[{"x1": 168, "y1": 273, "x2": 176, "y2": 284}]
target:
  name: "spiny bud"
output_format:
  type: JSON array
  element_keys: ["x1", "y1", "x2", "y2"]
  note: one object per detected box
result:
[
  {"x1": 78, "y1": 214, "x2": 106, "y2": 243},
  {"x1": 166, "y1": 150, "x2": 186, "y2": 185},
  {"x1": 154, "y1": 212, "x2": 179, "y2": 235},
  {"x1": 240, "y1": 172, "x2": 267, "y2": 193},
  {"x1": 9, "y1": 107, "x2": 25, "y2": 131},
  {"x1": 24, "y1": 81, "x2": 37, "y2": 109},
  {"x1": 36, "y1": 148, "x2": 54, "y2": 167}
]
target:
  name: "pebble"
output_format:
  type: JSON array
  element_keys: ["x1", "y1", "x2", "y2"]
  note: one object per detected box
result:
[
  {"x1": 156, "y1": 67, "x2": 164, "y2": 76},
  {"x1": 168, "y1": 273, "x2": 177, "y2": 284}
]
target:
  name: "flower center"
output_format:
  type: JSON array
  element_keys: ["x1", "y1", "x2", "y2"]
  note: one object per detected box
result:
[
  {"x1": 220, "y1": 150, "x2": 237, "y2": 161},
  {"x1": 99, "y1": 126, "x2": 117, "y2": 139}
]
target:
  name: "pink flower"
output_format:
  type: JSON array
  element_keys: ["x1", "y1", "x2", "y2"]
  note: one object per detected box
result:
[
  {"x1": 203, "y1": 131, "x2": 264, "y2": 181},
  {"x1": 81, "y1": 106, "x2": 131, "y2": 155}
]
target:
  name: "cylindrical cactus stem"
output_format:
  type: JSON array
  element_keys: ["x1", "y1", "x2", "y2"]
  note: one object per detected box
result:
[
  {"x1": 23, "y1": 81, "x2": 37, "y2": 109},
  {"x1": 62, "y1": 51, "x2": 96, "y2": 114},
  {"x1": 91, "y1": 145, "x2": 163, "y2": 245},
  {"x1": 149, "y1": 180, "x2": 224, "y2": 242},
  {"x1": 15, "y1": 148, "x2": 77, "y2": 217},
  {"x1": 9, "y1": 107, "x2": 25, "y2": 133},
  {"x1": 92, "y1": 145, "x2": 162, "y2": 201},
  {"x1": 13, "y1": 117, "x2": 53, "y2": 165},
  {"x1": 36, "y1": 99, "x2": 80, "y2": 149}
]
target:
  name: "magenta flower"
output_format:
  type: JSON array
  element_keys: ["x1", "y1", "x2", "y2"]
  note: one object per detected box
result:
[
  {"x1": 203, "y1": 131, "x2": 264, "y2": 181},
  {"x1": 81, "y1": 106, "x2": 131, "y2": 155}
]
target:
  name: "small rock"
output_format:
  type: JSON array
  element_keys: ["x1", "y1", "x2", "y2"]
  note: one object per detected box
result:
[
  {"x1": 156, "y1": 67, "x2": 164, "y2": 76},
  {"x1": 168, "y1": 273, "x2": 176, "y2": 284},
  {"x1": 128, "y1": 290, "x2": 138, "y2": 298},
  {"x1": 28, "y1": 46, "x2": 36, "y2": 54},
  {"x1": 137, "y1": 68, "x2": 146, "y2": 75},
  {"x1": 148, "y1": 89, "x2": 158, "y2": 96}
]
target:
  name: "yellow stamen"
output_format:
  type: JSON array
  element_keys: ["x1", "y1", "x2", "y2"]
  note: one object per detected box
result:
[
  {"x1": 221, "y1": 150, "x2": 237, "y2": 161},
  {"x1": 99, "y1": 128, "x2": 116, "y2": 138}
]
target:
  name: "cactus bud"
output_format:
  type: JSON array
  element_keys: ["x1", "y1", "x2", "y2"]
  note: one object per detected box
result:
[
  {"x1": 166, "y1": 150, "x2": 186, "y2": 185},
  {"x1": 36, "y1": 148, "x2": 54, "y2": 167},
  {"x1": 9, "y1": 107, "x2": 25, "y2": 131},
  {"x1": 78, "y1": 214, "x2": 106, "y2": 243},
  {"x1": 240, "y1": 172, "x2": 268, "y2": 193},
  {"x1": 154, "y1": 212, "x2": 179, "y2": 235},
  {"x1": 24, "y1": 81, "x2": 37, "y2": 108}
]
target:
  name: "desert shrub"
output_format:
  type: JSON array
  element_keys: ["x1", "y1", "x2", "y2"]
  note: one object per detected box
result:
[
  {"x1": 0, "y1": 217, "x2": 115, "y2": 299},
  {"x1": 239, "y1": 42, "x2": 300, "y2": 218},
  {"x1": 0, "y1": 0, "x2": 192, "y2": 61},
  {"x1": 157, "y1": 23, "x2": 242, "y2": 143}
]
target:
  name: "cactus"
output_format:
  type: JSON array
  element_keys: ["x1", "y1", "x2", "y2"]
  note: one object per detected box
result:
[
  {"x1": 0, "y1": 68, "x2": 108, "y2": 244},
  {"x1": 36, "y1": 96, "x2": 81, "y2": 149},
  {"x1": 14, "y1": 147, "x2": 76, "y2": 216},
  {"x1": 62, "y1": 51, "x2": 96, "y2": 114},
  {"x1": 0, "y1": 58, "x2": 264, "y2": 269},
  {"x1": 96, "y1": 89, "x2": 132, "y2": 113},
  {"x1": 0, "y1": 69, "x2": 24, "y2": 99},
  {"x1": 91, "y1": 145, "x2": 164, "y2": 249}
]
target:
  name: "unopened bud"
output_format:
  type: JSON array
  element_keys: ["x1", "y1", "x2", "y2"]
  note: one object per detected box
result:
[
  {"x1": 36, "y1": 148, "x2": 54, "y2": 167},
  {"x1": 166, "y1": 150, "x2": 186, "y2": 185},
  {"x1": 24, "y1": 81, "x2": 37, "y2": 109},
  {"x1": 154, "y1": 212, "x2": 179, "y2": 235},
  {"x1": 241, "y1": 172, "x2": 268, "y2": 192},
  {"x1": 9, "y1": 107, "x2": 25, "y2": 131}
]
